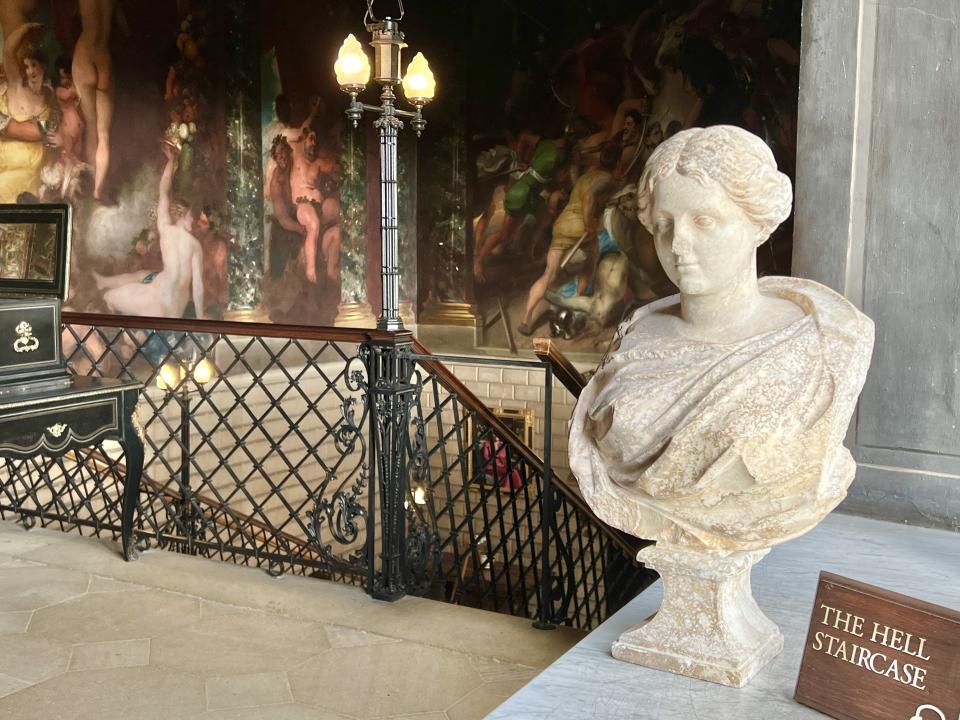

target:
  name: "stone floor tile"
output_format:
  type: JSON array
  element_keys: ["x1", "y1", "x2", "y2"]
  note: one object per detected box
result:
[
  {"x1": 0, "y1": 521, "x2": 567, "y2": 720},
  {"x1": 0, "y1": 554, "x2": 42, "y2": 568},
  {"x1": 0, "y1": 635, "x2": 71, "y2": 683},
  {"x1": 10, "y1": 524, "x2": 577, "y2": 669},
  {"x1": 68, "y1": 638, "x2": 151, "y2": 671},
  {"x1": 151, "y1": 629, "x2": 317, "y2": 676},
  {"x1": 0, "y1": 566, "x2": 89, "y2": 612},
  {"x1": 324, "y1": 623, "x2": 400, "y2": 649},
  {"x1": 0, "y1": 666, "x2": 206, "y2": 720},
  {"x1": 0, "y1": 612, "x2": 31, "y2": 635},
  {"x1": 194, "y1": 602, "x2": 331, "y2": 654},
  {"x1": 17, "y1": 531, "x2": 127, "y2": 571},
  {"x1": 192, "y1": 703, "x2": 353, "y2": 720},
  {"x1": 331, "y1": 595, "x2": 583, "y2": 668},
  {"x1": 87, "y1": 575, "x2": 149, "y2": 593},
  {"x1": 27, "y1": 589, "x2": 201, "y2": 643},
  {"x1": 468, "y1": 656, "x2": 537, "y2": 683},
  {"x1": 289, "y1": 641, "x2": 482, "y2": 718},
  {"x1": 0, "y1": 673, "x2": 30, "y2": 701},
  {"x1": 445, "y1": 679, "x2": 530, "y2": 720},
  {"x1": 21, "y1": 536, "x2": 371, "y2": 622},
  {"x1": 0, "y1": 525, "x2": 67, "y2": 555},
  {"x1": 205, "y1": 671, "x2": 293, "y2": 711}
]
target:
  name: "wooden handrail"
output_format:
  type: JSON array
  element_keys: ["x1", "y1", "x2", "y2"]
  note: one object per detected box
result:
[
  {"x1": 62, "y1": 311, "x2": 407, "y2": 344},
  {"x1": 411, "y1": 340, "x2": 544, "y2": 471},
  {"x1": 532, "y1": 338, "x2": 588, "y2": 399}
]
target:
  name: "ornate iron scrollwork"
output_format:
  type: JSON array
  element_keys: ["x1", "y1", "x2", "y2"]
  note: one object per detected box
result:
[
  {"x1": 403, "y1": 410, "x2": 440, "y2": 596},
  {"x1": 364, "y1": 339, "x2": 422, "y2": 600},
  {"x1": 316, "y1": 488, "x2": 365, "y2": 546},
  {"x1": 546, "y1": 494, "x2": 576, "y2": 626},
  {"x1": 306, "y1": 348, "x2": 371, "y2": 578}
]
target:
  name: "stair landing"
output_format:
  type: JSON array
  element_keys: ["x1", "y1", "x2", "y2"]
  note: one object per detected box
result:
[{"x1": 0, "y1": 520, "x2": 583, "y2": 719}]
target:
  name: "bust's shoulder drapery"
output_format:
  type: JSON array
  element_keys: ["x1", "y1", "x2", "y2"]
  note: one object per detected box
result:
[{"x1": 569, "y1": 276, "x2": 874, "y2": 551}]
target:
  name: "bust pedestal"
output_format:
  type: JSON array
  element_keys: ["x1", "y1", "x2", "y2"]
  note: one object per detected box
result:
[{"x1": 612, "y1": 545, "x2": 783, "y2": 688}]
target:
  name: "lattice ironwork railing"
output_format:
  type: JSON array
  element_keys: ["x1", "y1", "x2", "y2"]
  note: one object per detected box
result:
[
  {"x1": 0, "y1": 316, "x2": 652, "y2": 631},
  {"x1": 53, "y1": 321, "x2": 370, "y2": 582},
  {"x1": 0, "y1": 446, "x2": 128, "y2": 538},
  {"x1": 404, "y1": 350, "x2": 654, "y2": 630}
]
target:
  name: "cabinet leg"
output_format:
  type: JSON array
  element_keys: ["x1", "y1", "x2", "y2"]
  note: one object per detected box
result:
[{"x1": 120, "y1": 413, "x2": 145, "y2": 562}]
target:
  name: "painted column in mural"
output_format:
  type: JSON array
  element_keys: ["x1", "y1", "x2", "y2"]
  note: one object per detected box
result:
[
  {"x1": 224, "y1": 0, "x2": 264, "y2": 318},
  {"x1": 418, "y1": 133, "x2": 476, "y2": 326},
  {"x1": 397, "y1": 141, "x2": 418, "y2": 326},
  {"x1": 335, "y1": 127, "x2": 375, "y2": 328},
  {"x1": 409, "y1": 0, "x2": 476, "y2": 330}
]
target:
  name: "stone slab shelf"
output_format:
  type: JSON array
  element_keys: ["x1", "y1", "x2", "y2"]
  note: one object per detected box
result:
[{"x1": 489, "y1": 513, "x2": 960, "y2": 719}]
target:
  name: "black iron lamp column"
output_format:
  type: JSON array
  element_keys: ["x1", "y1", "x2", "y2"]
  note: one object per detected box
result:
[
  {"x1": 157, "y1": 358, "x2": 216, "y2": 555},
  {"x1": 335, "y1": 0, "x2": 435, "y2": 601},
  {"x1": 335, "y1": 0, "x2": 434, "y2": 332}
]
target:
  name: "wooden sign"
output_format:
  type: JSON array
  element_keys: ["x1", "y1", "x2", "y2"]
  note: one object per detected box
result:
[{"x1": 795, "y1": 572, "x2": 960, "y2": 720}]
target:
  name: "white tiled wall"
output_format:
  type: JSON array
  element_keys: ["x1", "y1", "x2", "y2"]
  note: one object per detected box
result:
[{"x1": 444, "y1": 361, "x2": 586, "y2": 481}]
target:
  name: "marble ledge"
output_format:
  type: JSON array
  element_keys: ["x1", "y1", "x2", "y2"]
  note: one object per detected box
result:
[{"x1": 488, "y1": 513, "x2": 960, "y2": 720}]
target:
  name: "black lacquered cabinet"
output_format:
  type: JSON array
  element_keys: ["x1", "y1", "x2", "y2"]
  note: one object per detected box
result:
[
  {"x1": 0, "y1": 376, "x2": 145, "y2": 560},
  {"x1": 0, "y1": 203, "x2": 146, "y2": 559}
]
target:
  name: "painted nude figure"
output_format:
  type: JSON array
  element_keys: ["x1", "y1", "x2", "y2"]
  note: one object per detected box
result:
[
  {"x1": 0, "y1": 0, "x2": 35, "y2": 41},
  {"x1": 73, "y1": 0, "x2": 113, "y2": 201},
  {"x1": 268, "y1": 135, "x2": 306, "y2": 238},
  {"x1": 265, "y1": 134, "x2": 306, "y2": 279},
  {"x1": 53, "y1": 58, "x2": 84, "y2": 162},
  {"x1": 0, "y1": 18, "x2": 57, "y2": 202},
  {"x1": 289, "y1": 110, "x2": 340, "y2": 284},
  {"x1": 95, "y1": 144, "x2": 205, "y2": 318}
]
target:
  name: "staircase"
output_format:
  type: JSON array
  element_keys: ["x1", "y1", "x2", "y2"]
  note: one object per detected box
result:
[{"x1": 0, "y1": 314, "x2": 656, "y2": 630}]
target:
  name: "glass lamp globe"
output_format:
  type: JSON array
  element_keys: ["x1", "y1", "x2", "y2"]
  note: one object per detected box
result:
[
  {"x1": 401, "y1": 52, "x2": 435, "y2": 105},
  {"x1": 192, "y1": 358, "x2": 216, "y2": 385},
  {"x1": 156, "y1": 363, "x2": 182, "y2": 391},
  {"x1": 335, "y1": 34, "x2": 371, "y2": 91}
]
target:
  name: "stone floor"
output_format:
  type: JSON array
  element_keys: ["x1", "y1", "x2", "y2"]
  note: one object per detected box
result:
[{"x1": 0, "y1": 520, "x2": 582, "y2": 720}]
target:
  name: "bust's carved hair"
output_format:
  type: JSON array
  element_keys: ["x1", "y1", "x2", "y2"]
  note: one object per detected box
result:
[{"x1": 637, "y1": 126, "x2": 793, "y2": 241}]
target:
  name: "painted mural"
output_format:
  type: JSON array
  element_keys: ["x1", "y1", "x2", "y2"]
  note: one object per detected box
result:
[
  {"x1": 0, "y1": 0, "x2": 802, "y2": 356},
  {"x1": 464, "y1": 0, "x2": 801, "y2": 355},
  {"x1": 0, "y1": 0, "x2": 366, "y2": 325}
]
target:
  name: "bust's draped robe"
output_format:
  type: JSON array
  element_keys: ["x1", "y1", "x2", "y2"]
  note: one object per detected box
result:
[{"x1": 570, "y1": 277, "x2": 873, "y2": 551}]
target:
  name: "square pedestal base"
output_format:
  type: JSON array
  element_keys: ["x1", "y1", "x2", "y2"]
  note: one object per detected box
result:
[
  {"x1": 611, "y1": 545, "x2": 784, "y2": 688},
  {"x1": 612, "y1": 613, "x2": 783, "y2": 688}
]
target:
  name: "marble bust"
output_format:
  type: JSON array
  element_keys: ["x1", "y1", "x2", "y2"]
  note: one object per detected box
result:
[{"x1": 568, "y1": 126, "x2": 874, "y2": 687}]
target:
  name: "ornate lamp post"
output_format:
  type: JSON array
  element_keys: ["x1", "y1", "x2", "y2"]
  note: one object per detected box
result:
[
  {"x1": 335, "y1": 1, "x2": 436, "y2": 601},
  {"x1": 157, "y1": 358, "x2": 217, "y2": 555},
  {"x1": 335, "y1": 0, "x2": 435, "y2": 331}
]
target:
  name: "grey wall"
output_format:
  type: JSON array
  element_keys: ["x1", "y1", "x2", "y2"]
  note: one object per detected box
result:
[{"x1": 794, "y1": 0, "x2": 960, "y2": 531}]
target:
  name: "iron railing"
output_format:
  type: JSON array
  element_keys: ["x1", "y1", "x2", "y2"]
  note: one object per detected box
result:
[
  {"x1": 0, "y1": 313, "x2": 653, "y2": 629},
  {"x1": 406, "y1": 347, "x2": 652, "y2": 628}
]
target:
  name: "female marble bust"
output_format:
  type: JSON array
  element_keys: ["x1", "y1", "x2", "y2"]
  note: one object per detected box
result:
[
  {"x1": 568, "y1": 126, "x2": 874, "y2": 687},
  {"x1": 570, "y1": 126, "x2": 874, "y2": 552}
]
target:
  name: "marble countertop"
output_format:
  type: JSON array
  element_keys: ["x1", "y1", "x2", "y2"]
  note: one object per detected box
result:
[{"x1": 488, "y1": 513, "x2": 960, "y2": 719}]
